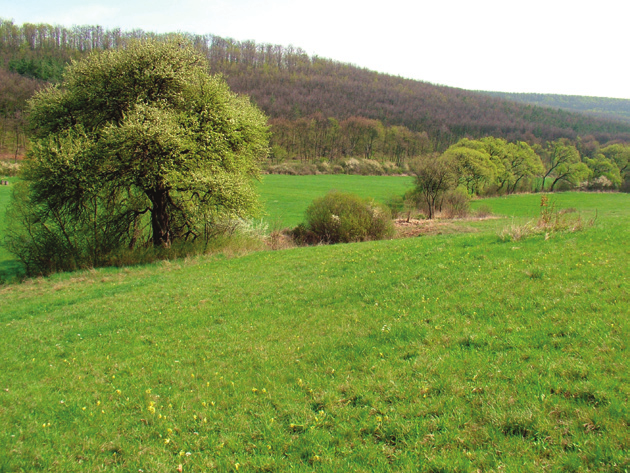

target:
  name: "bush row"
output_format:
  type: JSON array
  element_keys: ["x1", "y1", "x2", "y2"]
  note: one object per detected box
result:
[{"x1": 265, "y1": 158, "x2": 408, "y2": 176}]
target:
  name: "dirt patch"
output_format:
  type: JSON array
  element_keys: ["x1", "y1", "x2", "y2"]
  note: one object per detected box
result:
[
  {"x1": 393, "y1": 217, "x2": 493, "y2": 238},
  {"x1": 265, "y1": 230, "x2": 297, "y2": 250},
  {"x1": 0, "y1": 154, "x2": 24, "y2": 161}
]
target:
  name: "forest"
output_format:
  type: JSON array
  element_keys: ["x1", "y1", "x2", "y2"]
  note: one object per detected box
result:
[
  {"x1": 1, "y1": 18, "x2": 630, "y2": 184},
  {"x1": 483, "y1": 91, "x2": 630, "y2": 124}
]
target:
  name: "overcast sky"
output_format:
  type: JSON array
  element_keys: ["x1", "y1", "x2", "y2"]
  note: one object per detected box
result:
[{"x1": 2, "y1": 0, "x2": 628, "y2": 99}]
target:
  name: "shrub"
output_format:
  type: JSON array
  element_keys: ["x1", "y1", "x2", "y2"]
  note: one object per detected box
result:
[
  {"x1": 357, "y1": 159, "x2": 385, "y2": 175},
  {"x1": 498, "y1": 220, "x2": 538, "y2": 242},
  {"x1": 290, "y1": 223, "x2": 320, "y2": 245},
  {"x1": 315, "y1": 161, "x2": 331, "y2": 174},
  {"x1": 381, "y1": 161, "x2": 403, "y2": 175},
  {"x1": 265, "y1": 158, "x2": 403, "y2": 176},
  {"x1": 301, "y1": 191, "x2": 394, "y2": 244},
  {"x1": 498, "y1": 196, "x2": 594, "y2": 242},
  {"x1": 266, "y1": 162, "x2": 318, "y2": 175},
  {"x1": 584, "y1": 176, "x2": 614, "y2": 191},
  {"x1": 0, "y1": 161, "x2": 20, "y2": 177},
  {"x1": 340, "y1": 158, "x2": 361, "y2": 174},
  {"x1": 441, "y1": 188, "x2": 470, "y2": 218}
]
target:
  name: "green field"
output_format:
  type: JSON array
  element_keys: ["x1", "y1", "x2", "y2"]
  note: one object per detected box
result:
[
  {"x1": 0, "y1": 177, "x2": 628, "y2": 471},
  {"x1": 257, "y1": 174, "x2": 414, "y2": 228}
]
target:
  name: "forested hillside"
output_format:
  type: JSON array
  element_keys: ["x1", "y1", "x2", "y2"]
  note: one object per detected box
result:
[
  {"x1": 1, "y1": 18, "x2": 630, "y2": 161},
  {"x1": 482, "y1": 91, "x2": 630, "y2": 125}
]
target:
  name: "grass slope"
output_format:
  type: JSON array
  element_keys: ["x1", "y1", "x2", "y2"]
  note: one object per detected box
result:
[{"x1": 0, "y1": 192, "x2": 628, "y2": 472}]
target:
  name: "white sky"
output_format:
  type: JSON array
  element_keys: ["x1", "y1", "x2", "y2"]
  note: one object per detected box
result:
[{"x1": 2, "y1": 0, "x2": 628, "y2": 99}]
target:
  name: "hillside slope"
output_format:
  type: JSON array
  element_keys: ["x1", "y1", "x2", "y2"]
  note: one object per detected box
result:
[
  {"x1": 0, "y1": 192, "x2": 628, "y2": 471},
  {"x1": 482, "y1": 91, "x2": 630, "y2": 125},
  {"x1": 2, "y1": 19, "x2": 630, "y2": 154}
]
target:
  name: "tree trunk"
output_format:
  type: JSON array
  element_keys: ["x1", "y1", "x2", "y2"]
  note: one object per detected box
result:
[
  {"x1": 550, "y1": 176, "x2": 565, "y2": 192},
  {"x1": 148, "y1": 188, "x2": 171, "y2": 247},
  {"x1": 510, "y1": 175, "x2": 524, "y2": 194}
]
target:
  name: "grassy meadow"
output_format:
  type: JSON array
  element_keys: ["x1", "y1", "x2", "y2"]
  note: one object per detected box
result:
[
  {"x1": 257, "y1": 174, "x2": 414, "y2": 228},
  {"x1": 0, "y1": 176, "x2": 628, "y2": 471}
]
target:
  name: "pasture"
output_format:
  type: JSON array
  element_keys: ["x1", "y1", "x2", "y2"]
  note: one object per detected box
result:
[
  {"x1": 257, "y1": 174, "x2": 414, "y2": 228},
  {"x1": 0, "y1": 176, "x2": 628, "y2": 472}
]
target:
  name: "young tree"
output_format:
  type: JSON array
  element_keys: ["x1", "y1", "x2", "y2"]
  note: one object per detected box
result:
[
  {"x1": 6, "y1": 38, "x2": 269, "y2": 274},
  {"x1": 409, "y1": 154, "x2": 457, "y2": 219}
]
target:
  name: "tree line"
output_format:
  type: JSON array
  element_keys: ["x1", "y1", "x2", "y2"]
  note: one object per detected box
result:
[
  {"x1": 269, "y1": 115, "x2": 431, "y2": 165},
  {"x1": 411, "y1": 137, "x2": 630, "y2": 218}
]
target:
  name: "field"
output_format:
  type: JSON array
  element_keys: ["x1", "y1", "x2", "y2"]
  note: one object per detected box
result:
[
  {"x1": 0, "y1": 176, "x2": 628, "y2": 472},
  {"x1": 257, "y1": 174, "x2": 414, "y2": 228}
]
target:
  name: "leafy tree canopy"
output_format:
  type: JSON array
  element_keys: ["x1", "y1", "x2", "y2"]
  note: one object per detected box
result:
[
  {"x1": 444, "y1": 139, "x2": 497, "y2": 195},
  {"x1": 6, "y1": 37, "x2": 269, "y2": 274},
  {"x1": 538, "y1": 140, "x2": 583, "y2": 191}
]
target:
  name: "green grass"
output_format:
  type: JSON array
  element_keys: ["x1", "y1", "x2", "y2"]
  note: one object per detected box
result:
[
  {"x1": 257, "y1": 174, "x2": 414, "y2": 228},
  {"x1": 0, "y1": 178, "x2": 22, "y2": 281},
  {"x1": 472, "y1": 192, "x2": 627, "y2": 218},
  {"x1": 0, "y1": 190, "x2": 628, "y2": 472}
]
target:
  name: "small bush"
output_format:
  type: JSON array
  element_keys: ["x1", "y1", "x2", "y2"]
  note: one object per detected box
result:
[
  {"x1": 340, "y1": 158, "x2": 386, "y2": 175},
  {"x1": 290, "y1": 223, "x2": 320, "y2": 246},
  {"x1": 0, "y1": 161, "x2": 20, "y2": 177},
  {"x1": 498, "y1": 220, "x2": 538, "y2": 242},
  {"x1": 386, "y1": 191, "x2": 426, "y2": 221},
  {"x1": 266, "y1": 162, "x2": 318, "y2": 175},
  {"x1": 340, "y1": 158, "x2": 361, "y2": 174},
  {"x1": 581, "y1": 176, "x2": 614, "y2": 191},
  {"x1": 382, "y1": 161, "x2": 402, "y2": 175},
  {"x1": 315, "y1": 161, "x2": 331, "y2": 174},
  {"x1": 265, "y1": 158, "x2": 403, "y2": 176},
  {"x1": 499, "y1": 196, "x2": 595, "y2": 242},
  {"x1": 357, "y1": 159, "x2": 385, "y2": 175},
  {"x1": 441, "y1": 188, "x2": 470, "y2": 218},
  {"x1": 300, "y1": 191, "x2": 394, "y2": 244}
]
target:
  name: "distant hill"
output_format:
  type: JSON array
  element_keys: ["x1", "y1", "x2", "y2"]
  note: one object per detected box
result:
[
  {"x1": 1, "y1": 18, "x2": 630, "y2": 159},
  {"x1": 480, "y1": 91, "x2": 630, "y2": 125}
]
